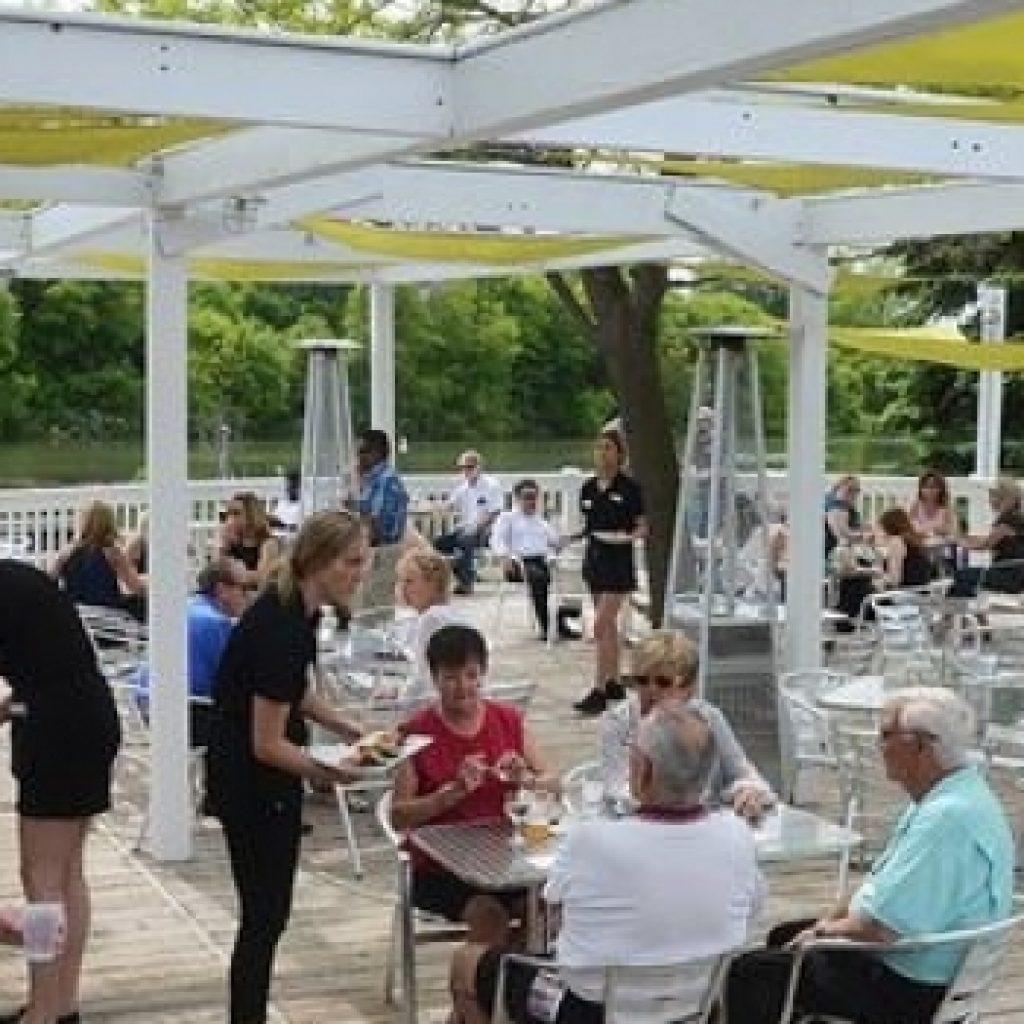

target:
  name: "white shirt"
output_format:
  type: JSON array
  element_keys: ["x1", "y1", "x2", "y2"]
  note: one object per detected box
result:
[
  {"x1": 273, "y1": 497, "x2": 302, "y2": 531},
  {"x1": 490, "y1": 509, "x2": 559, "y2": 559},
  {"x1": 544, "y1": 812, "x2": 764, "y2": 1009},
  {"x1": 390, "y1": 603, "x2": 467, "y2": 697},
  {"x1": 450, "y1": 474, "x2": 504, "y2": 532}
]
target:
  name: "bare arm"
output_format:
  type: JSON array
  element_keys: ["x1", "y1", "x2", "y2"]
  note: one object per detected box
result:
[
  {"x1": 965, "y1": 523, "x2": 1014, "y2": 552},
  {"x1": 108, "y1": 544, "x2": 146, "y2": 596},
  {"x1": 390, "y1": 758, "x2": 478, "y2": 832},
  {"x1": 256, "y1": 536, "x2": 282, "y2": 587},
  {"x1": 252, "y1": 695, "x2": 360, "y2": 787},
  {"x1": 792, "y1": 911, "x2": 897, "y2": 947},
  {"x1": 882, "y1": 537, "x2": 905, "y2": 588},
  {"x1": 300, "y1": 689, "x2": 362, "y2": 742}
]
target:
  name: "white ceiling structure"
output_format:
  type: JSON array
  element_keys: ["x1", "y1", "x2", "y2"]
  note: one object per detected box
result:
[{"x1": 5, "y1": 0, "x2": 1024, "y2": 858}]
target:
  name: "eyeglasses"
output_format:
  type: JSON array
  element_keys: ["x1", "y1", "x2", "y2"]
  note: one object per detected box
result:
[
  {"x1": 627, "y1": 673, "x2": 677, "y2": 689},
  {"x1": 879, "y1": 726, "x2": 937, "y2": 743}
]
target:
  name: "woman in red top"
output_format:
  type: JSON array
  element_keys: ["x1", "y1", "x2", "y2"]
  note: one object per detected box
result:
[{"x1": 391, "y1": 624, "x2": 556, "y2": 923}]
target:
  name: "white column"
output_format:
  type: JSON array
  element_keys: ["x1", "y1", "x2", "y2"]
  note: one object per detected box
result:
[
  {"x1": 786, "y1": 258, "x2": 830, "y2": 673},
  {"x1": 976, "y1": 282, "x2": 1006, "y2": 480},
  {"x1": 370, "y1": 283, "x2": 396, "y2": 443},
  {"x1": 145, "y1": 208, "x2": 192, "y2": 861}
]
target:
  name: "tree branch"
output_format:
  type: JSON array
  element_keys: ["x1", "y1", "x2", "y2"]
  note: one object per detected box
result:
[{"x1": 546, "y1": 272, "x2": 596, "y2": 335}]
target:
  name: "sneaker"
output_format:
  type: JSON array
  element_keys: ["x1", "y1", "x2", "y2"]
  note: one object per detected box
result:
[
  {"x1": 605, "y1": 679, "x2": 627, "y2": 701},
  {"x1": 573, "y1": 688, "x2": 608, "y2": 717},
  {"x1": 557, "y1": 623, "x2": 583, "y2": 641},
  {"x1": 453, "y1": 583, "x2": 473, "y2": 596}
]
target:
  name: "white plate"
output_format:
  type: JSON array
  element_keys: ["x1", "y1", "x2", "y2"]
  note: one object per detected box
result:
[
  {"x1": 308, "y1": 733, "x2": 432, "y2": 778},
  {"x1": 590, "y1": 531, "x2": 633, "y2": 545}
]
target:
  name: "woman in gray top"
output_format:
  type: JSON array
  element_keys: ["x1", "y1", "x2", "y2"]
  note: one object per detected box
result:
[{"x1": 600, "y1": 629, "x2": 774, "y2": 816}]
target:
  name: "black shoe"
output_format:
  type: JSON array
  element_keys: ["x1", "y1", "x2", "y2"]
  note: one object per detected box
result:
[
  {"x1": 59, "y1": 1014, "x2": 81, "y2": 1024},
  {"x1": 605, "y1": 680, "x2": 627, "y2": 701},
  {"x1": 0, "y1": 1007, "x2": 24, "y2": 1024},
  {"x1": 453, "y1": 583, "x2": 472, "y2": 596},
  {"x1": 557, "y1": 624, "x2": 582, "y2": 641},
  {"x1": 573, "y1": 688, "x2": 608, "y2": 717}
]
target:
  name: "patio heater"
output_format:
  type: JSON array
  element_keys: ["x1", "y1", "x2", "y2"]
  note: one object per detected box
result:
[
  {"x1": 663, "y1": 325, "x2": 783, "y2": 791},
  {"x1": 298, "y1": 338, "x2": 360, "y2": 518}
]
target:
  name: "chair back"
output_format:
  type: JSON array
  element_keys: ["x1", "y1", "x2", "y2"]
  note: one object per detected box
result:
[
  {"x1": 561, "y1": 760, "x2": 603, "y2": 815},
  {"x1": 932, "y1": 911, "x2": 1023, "y2": 1023},
  {"x1": 354, "y1": 542, "x2": 404, "y2": 628},
  {"x1": 777, "y1": 675, "x2": 841, "y2": 804},
  {"x1": 376, "y1": 788, "x2": 402, "y2": 849}
]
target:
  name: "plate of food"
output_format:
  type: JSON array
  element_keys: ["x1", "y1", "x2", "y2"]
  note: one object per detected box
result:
[{"x1": 309, "y1": 731, "x2": 432, "y2": 778}]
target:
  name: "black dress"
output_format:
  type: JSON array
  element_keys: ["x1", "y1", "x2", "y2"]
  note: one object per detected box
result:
[
  {"x1": 0, "y1": 560, "x2": 121, "y2": 818},
  {"x1": 580, "y1": 472, "x2": 644, "y2": 594},
  {"x1": 204, "y1": 583, "x2": 320, "y2": 1024}
]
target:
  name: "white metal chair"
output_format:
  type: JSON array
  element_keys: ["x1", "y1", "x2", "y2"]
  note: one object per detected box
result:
[
  {"x1": 492, "y1": 949, "x2": 729, "y2": 1024},
  {"x1": 490, "y1": 551, "x2": 548, "y2": 640},
  {"x1": 776, "y1": 904, "x2": 1024, "y2": 1024},
  {"x1": 777, "y1": 670, "x2": 849, "y2": 806},
  {"x1": 376, "y1": 790, "x2": 468, "y2": 1024}
]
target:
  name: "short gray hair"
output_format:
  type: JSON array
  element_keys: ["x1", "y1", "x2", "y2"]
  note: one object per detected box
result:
[
  {"x1": 885, "y1": 687, "x2": 975, "y2": 770},
  {"x1": 636, "y1": 704, "x2": 718, "y2": 805},
  {"x1": 196, "y1": 555, "x2": 246, "y2": 596}
]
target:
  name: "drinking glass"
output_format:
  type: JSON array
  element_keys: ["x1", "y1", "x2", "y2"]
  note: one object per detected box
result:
[{"x1": 504, "y1": 788, "x2": 531, "y2": 848}]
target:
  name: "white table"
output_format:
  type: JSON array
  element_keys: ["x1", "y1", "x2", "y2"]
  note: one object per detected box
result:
[{"x1": 816, "y1": 675, "x2": 887, "y2": 715}]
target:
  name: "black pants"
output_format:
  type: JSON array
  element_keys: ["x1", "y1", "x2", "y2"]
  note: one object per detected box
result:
[
  {"x1": 505, "y1": 557, "x2": 552, "y2": 634},
  {"x1": 724, "y1": 920, "x2": 945, "y2": 1024},
  {"x1": 220, "y1": 793, "x2": 303, "y2": 1024}
]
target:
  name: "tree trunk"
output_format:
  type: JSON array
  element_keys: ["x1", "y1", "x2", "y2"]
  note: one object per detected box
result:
[{"x1": 548, "y1": 266, "x2": 678, "y2": 626}]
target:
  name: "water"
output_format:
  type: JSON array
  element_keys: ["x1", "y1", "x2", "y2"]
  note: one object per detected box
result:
[{"x1": 0, "y1": 434, "x2": 976, "y2": 487}]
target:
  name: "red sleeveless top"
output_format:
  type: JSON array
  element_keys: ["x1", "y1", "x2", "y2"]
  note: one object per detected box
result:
[{"x1": 405, "y1": 700, "x2": 524, "y2": 872}]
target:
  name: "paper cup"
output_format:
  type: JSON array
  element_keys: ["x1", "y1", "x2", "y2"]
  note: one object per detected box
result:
[{"x1": 22, "y1": 902, "x2": 64, "y2": 963}]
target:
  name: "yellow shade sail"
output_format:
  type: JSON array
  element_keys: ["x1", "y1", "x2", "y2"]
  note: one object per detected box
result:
[
  {"x1": 298, "y1": 218, "x2": 649, "y2": 264},
  {"x1": 0, "y1": 107, "x2": 226, "y2": 167},
  {"x1": 831, "y1": 325, "x2": 1024, "y2": 370},
  {"x1": 780, "y1": 11, "x2": 1024, "y2": 94},
  {"x1": 73, "y1": 251, "x2": 367, "y2": 280}
]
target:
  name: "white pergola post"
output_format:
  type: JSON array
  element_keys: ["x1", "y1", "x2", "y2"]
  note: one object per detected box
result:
[
  {"x1": 976, "y1": 282, "x2": 1006, "y2": 480},
  {"x1": 370, "y1": 283, "x2": 396, "y2": 444},
  {"x1": 785, "y1": 258, "x2": 830, "y2": 672},
  {"x1": 145, "y1": 208, "x2": 192, "y2": 861}
]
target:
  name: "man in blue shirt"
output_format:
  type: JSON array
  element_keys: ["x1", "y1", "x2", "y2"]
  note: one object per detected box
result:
[
  {"x1": 357, "y1": 428, "x2": 409, "y2": 546},
  {"x1": 135, "y1": 556, "x2": 246, "y2": 747},
  {"x1": 724, "y1": 686, "x2": 1014, "y2": 1024}
]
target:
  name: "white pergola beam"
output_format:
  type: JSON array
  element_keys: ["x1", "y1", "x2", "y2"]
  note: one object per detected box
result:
[
  {"x1": 454, "y1": 0, "x2": 1024, "y2": 137},
  {"x1": 665, "y1": 188, "x2": 831, "y2": 293},
  {"x1": 518, "y1": 95, "x2": 1024, "y2": 181},
  {"x1": 802, "y1": 182, "x2": 1024, "y2": 244},
  {"x1": 29, "y1": 206, "x2": 141, "y2": 256},
  {"x1": 0, "y1": 10, "x2": 453, "y2": 133},
  {"x1": 153, "y1": 127, "x2": 431, "y2": 207},
  {"x1": 0, "y1": 166, "x2": 149, "y2": 206}
]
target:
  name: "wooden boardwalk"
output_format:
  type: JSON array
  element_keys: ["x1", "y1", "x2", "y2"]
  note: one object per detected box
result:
[{"x1": 1, "y1": 589, "x2": 1022, "y2": 1023}]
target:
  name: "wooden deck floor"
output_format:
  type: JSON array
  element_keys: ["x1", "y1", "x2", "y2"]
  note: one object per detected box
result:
[{"x1": 1, "y1": 589, "x2": 1022, "y2": 1023}]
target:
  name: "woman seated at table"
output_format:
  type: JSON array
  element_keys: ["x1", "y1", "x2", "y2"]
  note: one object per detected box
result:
[
  {"x1": 53, "y1": 499, "x2": 147, "y2": 620},
  {"x1": 908, "y1": 470, "x2": 957, "y2": 542},
  {"x1": 600, "y1": 629, "x2": 774, "y2": 818},
  {"x1": 217, "y1": 491, "x2": 280, "y2": 590},
  {"x1": 391, "y1": 624, "x2": 557, "y2": 925},
  {"x1": 391, "y1": 549, "x2": 467, "y2": 698},
  {"x1": 949, "y1": 477, "x2": 1024, "y2": 598},
  {"x1": 875, "y1": 507, "x2": 935, "y2": 590},
  {"x1": 824, "y1": 475, "x2": 863, "y2": 557}
]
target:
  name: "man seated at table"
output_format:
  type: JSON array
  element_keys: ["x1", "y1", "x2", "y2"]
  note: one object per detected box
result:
[
  {"x1": 723, "y1": 686, "x2": 1014, "y2": 1024},
  {"x1": 135, "y1": 556, "x2": 247, "y2": 747},
  {"x1": 450, "y1": 704, "x2": 765, "y2": 1024},
  {"x1": 391, "y1": 624, "x2": 557, "y2": 926}
]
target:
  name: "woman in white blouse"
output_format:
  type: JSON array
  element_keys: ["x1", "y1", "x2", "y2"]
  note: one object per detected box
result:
[{"x1": 392, "y1": 549, "x2": 466, "y2": 697}]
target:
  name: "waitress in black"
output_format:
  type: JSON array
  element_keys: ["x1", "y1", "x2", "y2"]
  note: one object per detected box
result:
[
  {"x1": 205, "y1": 510, "x2": 368, "y2": 1024},
  {"x1": 0, "y1": 560, "x2": 121, "y2": 1024},
  {"x1": 572, "y1": 429, "x2": 646, "y2": 716}
]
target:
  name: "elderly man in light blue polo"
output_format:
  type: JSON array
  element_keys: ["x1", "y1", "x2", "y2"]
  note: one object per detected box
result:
[{"x1": 725, "y1": 686, "x2": 1014, "y2": 1024}]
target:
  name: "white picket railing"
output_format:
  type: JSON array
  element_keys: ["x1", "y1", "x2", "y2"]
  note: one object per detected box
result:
[{"x1": 0, "y1": 469, "x2": 996, "y2": 571}]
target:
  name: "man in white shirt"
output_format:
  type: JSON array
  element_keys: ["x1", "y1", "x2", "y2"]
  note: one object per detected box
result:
[
  {"x1": 450, "y1": 705, "x2": 765, "y2": 1024},
  {"x1": 435, "y1": 450, "x2": 505, "y2": 595},
  {"x1": 491, "y1": 479, "x2": 577, "y2": 641}
]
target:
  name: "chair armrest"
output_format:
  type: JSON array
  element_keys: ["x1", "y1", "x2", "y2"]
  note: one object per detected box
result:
[{"x1": 492, "y1": 951, "x2": 554, "y2": 1024}]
